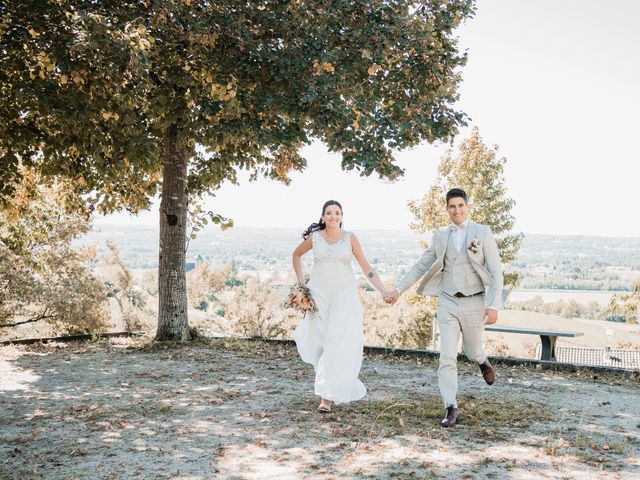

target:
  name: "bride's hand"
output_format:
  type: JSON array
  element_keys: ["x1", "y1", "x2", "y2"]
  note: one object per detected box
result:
[{"x1": 383, "y1": 289, "x2": 399, "y2": 305}]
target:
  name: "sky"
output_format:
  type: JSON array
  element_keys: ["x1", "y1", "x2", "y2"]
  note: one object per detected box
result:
[{"x1": 97, "y1": 0, "x2": 640, "y2": 237}]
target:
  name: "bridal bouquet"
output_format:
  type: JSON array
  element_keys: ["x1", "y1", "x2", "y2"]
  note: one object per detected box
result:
[{"x1": 284, "y1": 283, "x2": 318, "y2": 314}]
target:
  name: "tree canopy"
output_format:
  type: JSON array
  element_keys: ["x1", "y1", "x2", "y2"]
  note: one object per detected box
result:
[{"x1": 1, "y1": 0, "x2": 474, "y2": 204}]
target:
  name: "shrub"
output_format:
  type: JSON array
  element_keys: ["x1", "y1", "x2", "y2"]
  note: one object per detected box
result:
[
  {"x1": 186, "y1": 261, "x2": 234, "y2": 309},
  {"x1": 368, "y1": 291, "x2": 435, "y2": 349},
  {"x1": 97, "y1": 241, "x2": 154, "y2": 332},
  {"x1": 0, "y1": 169, "x2": 108, "y2": 337},
  {"x1": 215, "y1": 277, "x2": 296, "y2": 339}
]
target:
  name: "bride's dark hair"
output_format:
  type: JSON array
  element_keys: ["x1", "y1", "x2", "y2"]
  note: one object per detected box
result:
[{"x1": 302, "y1": 200, "x2": 343, "y2": 239}]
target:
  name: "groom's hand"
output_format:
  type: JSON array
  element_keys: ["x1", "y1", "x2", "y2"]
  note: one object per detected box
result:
[{"x1": 483, "y1": 308, "x2": 498, "y2": 325}]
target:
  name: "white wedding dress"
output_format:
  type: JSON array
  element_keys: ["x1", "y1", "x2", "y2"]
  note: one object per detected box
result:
[{"x1": 292, "y1": 230, "x2": 367, "y2": 404}]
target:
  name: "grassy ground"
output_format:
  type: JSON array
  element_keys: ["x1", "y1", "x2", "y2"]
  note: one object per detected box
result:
[{"x1": 1, "y1": 337, "x2": 639, "y2": 479}]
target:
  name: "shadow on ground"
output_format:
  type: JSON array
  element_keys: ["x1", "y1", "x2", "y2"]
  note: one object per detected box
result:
[{"x1": 0, "y1": 337, "x2": 638, "y2": 479}]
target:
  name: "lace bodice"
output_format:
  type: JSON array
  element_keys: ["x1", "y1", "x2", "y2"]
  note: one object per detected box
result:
[{"x1": 311, "y1": 230, "x2": 353, "y2": 266}]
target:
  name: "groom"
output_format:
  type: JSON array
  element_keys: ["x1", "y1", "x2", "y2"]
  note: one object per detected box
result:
[{"x1": 386, "y1": 188, "x2": 503, "y2": 427}]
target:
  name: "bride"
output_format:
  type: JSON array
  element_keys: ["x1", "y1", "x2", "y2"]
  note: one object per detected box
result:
[{"x1": 291, "y1": 200, "x2": 390, "y2": 412}]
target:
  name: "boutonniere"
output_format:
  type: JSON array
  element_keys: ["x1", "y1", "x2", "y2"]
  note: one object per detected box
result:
[{"x1": 468, "y1": 238, "x2": 479, "y2": 254}]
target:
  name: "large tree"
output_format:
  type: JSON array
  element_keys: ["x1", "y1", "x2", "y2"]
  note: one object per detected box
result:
[
  {"x1": 1, "y1": 0, "x2": 475, "y2": 340},
  {"x1": 408, "y1": 126, "x2": 523, "y2": 290}
]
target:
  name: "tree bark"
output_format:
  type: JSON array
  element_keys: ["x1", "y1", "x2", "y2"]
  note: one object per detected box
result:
[{"x1": 155, "y1": 122, "x2": 191, "y2": 341}]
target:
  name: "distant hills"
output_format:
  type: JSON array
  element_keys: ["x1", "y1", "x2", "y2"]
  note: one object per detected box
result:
[{"x1": 78, "y1": 225, "x2": 640, "y2": 291}]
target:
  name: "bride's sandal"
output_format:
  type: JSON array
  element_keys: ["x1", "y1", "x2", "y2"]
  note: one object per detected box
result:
[{"x1": 317, "y1": 402, "x2": 332, "y2": 413}]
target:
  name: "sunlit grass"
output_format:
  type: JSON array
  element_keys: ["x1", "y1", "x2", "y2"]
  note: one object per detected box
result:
[{"x1": 292, "y1": 393, "x2": 555, "y2": 439}]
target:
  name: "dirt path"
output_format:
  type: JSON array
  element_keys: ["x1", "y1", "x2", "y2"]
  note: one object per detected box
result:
[{"x1": 1, "y1": 338, "x2": 639, "y2": 479}]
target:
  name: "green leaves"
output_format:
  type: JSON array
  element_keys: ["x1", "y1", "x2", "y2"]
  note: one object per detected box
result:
[
  {"x1": 1, "y1": 0, "x2": 474, "y2": 212},
  {"x1": 187, "y1": 202, "x2": 233, "y2": 247}
]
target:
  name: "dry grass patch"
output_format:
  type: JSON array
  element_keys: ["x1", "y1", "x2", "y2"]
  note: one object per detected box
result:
[
  {"x1": 132, "y1": 335, "x2": 294, "y2": 358},
  {"x1": 291, "y1": 394, "x2": 555, "y2": 440},
  {"x1": 569, "y1": 431, "x2": 629, "y2": 467},
  {"x1": 545, "y1": 428, "x2": 632, "y2": 469}
]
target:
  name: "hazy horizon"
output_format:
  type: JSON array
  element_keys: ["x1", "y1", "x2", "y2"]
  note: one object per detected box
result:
[{"x1": 92, "y1": 221, "x2": 640, "y2": 241}]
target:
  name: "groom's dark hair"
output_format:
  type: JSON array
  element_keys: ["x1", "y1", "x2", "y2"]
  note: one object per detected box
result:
[{"x1": 446, "y1": 188, "x2": 467, "y2": 204}]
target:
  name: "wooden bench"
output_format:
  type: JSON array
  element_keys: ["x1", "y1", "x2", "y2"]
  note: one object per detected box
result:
[{"x1": 484, "y1": 326, "x2": 584, "y2": 361}]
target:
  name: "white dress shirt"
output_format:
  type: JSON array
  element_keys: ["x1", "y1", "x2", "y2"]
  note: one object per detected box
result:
[{"x1": 449, "y1": 219, "x2": 469, "y2": 252}]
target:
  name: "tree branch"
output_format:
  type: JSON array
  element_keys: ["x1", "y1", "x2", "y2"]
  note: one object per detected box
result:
[{"x1": 0, "y1": 311, "x2": 56, "y2": 328}]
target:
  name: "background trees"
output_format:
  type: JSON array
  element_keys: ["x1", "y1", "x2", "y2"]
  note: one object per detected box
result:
[
  {"x1": 0, "y1": 170, "x2": 108, "y2": 335},
  {"x1": 394, "y1": 127, "x2": 523, "y2": 348},
  {"x1": 408, "y1": 126, "x2": 523, "y2": 290},
  {"x1": 1, "y1": 0, "x2": 475, "y2": 340},
  {"x1": 608, "y1": 281, "x2": 640, "y2": 324}
]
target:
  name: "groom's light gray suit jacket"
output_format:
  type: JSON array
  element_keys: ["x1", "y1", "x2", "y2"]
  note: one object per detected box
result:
[{"x1": 396, "y1": 221, "x2": 504, "y2": 310}]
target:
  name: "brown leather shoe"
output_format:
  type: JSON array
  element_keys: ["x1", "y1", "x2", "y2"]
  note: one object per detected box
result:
[
  {"x1": 441, "y1": 406, "x2": 458, "y2": 427},
  {"x1": 479, "y1": 359, "x2": 495, "y2": 385}
]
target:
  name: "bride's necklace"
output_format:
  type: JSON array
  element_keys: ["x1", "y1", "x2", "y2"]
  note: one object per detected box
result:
[{"x1": 323, "y1": 228, "x2": 342, "y2": 243}]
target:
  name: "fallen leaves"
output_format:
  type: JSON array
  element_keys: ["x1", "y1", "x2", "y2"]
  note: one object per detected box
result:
[{"x1": 2, "y1": 338, "x2": 638, "y2": 479}]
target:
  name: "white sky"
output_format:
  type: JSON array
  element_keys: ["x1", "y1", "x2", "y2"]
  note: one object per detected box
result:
[{"x1": 97, "y1": 0, "x2": 640, "y2": 237}]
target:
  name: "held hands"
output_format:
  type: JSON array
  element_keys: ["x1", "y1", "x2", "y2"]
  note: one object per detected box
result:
[{"x1": 382, "y1": 289, "x2": 400, "y2": 305}]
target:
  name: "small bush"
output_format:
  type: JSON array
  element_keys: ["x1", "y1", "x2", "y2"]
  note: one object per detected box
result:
[
  {"x1": 0, "y1": 170, "x2": 109, "y2": 338},
  {"x1": 215, "y1": 277, "x2": 296, "y2": 339}
]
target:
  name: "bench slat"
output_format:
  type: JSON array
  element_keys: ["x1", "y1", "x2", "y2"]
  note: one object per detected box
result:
[{"x1": 485, "y1": 326, "x2": 584, "y2": 337}]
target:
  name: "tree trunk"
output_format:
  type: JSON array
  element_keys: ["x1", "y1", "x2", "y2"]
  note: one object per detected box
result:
[{"x1": 155, "y1": 122, "x2": 191, "y2": 341}]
